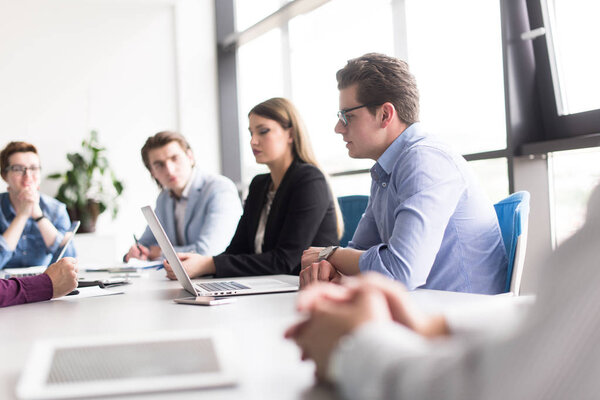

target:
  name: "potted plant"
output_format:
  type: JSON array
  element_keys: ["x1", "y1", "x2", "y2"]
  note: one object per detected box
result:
[{"x1": 48, "y1": 131, "x2": 124, "y2": 233}]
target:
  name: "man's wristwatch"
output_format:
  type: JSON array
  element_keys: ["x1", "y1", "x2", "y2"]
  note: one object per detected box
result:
[{"x1": 318, "y1": 246, "x2": 339, "y2": 262}]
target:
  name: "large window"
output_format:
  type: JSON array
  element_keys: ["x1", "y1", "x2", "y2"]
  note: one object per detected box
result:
[
  {"x1": 542, "y1": 0, "x2": 600, "y2": 115},
  {"x1": 550, "y1": 147, "x2": 600, "y2": 245},
  {"x1": 237, "y1": 29, "x2": 285, "y2": 183},
  {"x1": 405, "y1": 0, "x2": 506, "y2": 155}
]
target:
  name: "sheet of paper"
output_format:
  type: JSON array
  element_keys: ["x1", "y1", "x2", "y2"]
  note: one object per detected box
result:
[
  {"x1": 53, "y1": 286, "x2": 125, "y2": 301},
  {"x1": 83, "y1": 258, "x2": 162, "y2": 272}
]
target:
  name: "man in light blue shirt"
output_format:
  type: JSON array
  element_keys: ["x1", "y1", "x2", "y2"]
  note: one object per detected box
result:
[
  {"x1": 301, "y1": 53, "x2": 507, "y2": 294},
  {"x1": 124, "y1": 131, "x2": 242, "y2": 261}
]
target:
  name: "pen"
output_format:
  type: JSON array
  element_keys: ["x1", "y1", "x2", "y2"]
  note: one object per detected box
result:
[{"x1": 133, "y1": 234, "x2": 143, "y2": 254}]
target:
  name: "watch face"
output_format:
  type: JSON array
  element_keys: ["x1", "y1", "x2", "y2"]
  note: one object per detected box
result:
[{"x1": 318, "y1": 247, "x2": 330, "y2": 261}]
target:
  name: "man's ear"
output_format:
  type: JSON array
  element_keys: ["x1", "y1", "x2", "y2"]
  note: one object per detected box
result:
[
  {"x1": 380, "y1": 103, "x2": 395, "y2": 128},
  {"x1": 186, "y1": 149, "x2": 195, "y2": 167}
]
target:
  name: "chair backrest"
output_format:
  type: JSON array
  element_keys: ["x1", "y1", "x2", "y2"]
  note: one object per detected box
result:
[
  {"x1": 337, "y1": 195, "x2": 369, "y2": 247},
  {"x1": 493, "y1": 191, "x2": 530, "y2": 295}
]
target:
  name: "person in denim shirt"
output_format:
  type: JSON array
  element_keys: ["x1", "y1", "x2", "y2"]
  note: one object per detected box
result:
[{"x1": 0, "y1": 141, "x2": 76, "y2": 269}]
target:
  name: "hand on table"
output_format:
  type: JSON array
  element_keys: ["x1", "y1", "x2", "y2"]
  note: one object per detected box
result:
[
  {"x1": 44, "y1": 257, "x2": 78, "y2": 298},
  {"x1": 125, "y1": 243, "x2": 150, "y2": 262},
  {"x1": 301, "y1": 247, "x2": 323, "y2": 268},
  {"x1": 299, "y1": 260, "x2": 342, "y2": 289},
  {"x1": 285, "y1": 273, "x2": 449, "y2": 381},
  {"x1": 163, "y1": 253, "x2": 215, "y2": 280},
  {"x1": 285, "y1": 277, "x2": 392, "y2": 381}
]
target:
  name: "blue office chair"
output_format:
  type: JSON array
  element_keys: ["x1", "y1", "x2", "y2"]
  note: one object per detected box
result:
[
  {"x1": 494, "y1": 191, "x2": 530, "y2": 295},
  {"x1": 337, "y1": 195, "x2": 369, "y2": 247}
]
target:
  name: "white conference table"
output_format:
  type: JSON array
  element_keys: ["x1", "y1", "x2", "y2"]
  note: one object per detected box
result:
[{"x1": 0, "y1": 270, "x2": 514, "y2": 400}]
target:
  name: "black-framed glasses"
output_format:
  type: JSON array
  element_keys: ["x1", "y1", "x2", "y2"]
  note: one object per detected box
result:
[
  {"x1": 5, "y1": 165, "x2": 42, "y2": 176},
  {"x1": 337, "y1": 103, "x2": 380, "y2": 126}
]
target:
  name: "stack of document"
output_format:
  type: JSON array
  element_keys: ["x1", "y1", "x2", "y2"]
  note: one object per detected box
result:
[{"x1": 83, "y1": 258, "x2": 163, "y2": 273}]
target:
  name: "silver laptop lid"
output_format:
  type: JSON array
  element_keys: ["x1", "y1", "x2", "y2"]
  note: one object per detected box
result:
[
  {"x1": 141, "y1": 206, "x2": 197, "y2": 296},
  {"x1": 49, "y1": 221, "x2": 81, "y2": 265}
]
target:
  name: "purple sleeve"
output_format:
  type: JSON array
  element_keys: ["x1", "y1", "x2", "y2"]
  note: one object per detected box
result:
[{"x1": 0, "y1": 274, "x2": 53, "y2": 307}]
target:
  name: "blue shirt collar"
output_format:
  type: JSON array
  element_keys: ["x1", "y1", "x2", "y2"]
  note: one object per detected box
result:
[
  {"x1": 371, "y1": 123, "x2": 422, "y2": 184},
  {"x1": 377, "y1": 122, "x2": 421, "y2": 174}
]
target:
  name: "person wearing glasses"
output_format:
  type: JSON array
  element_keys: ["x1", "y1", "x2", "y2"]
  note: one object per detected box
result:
[
  {"x1": 300, "y1": 53, "x2": 507, "y2": 294},
  {"x1": 164, "y1": 98, "x2": 342, "y2": 278},
  {"x1": 0, "y1": 141, "x2": 76, "y2": 270},
  {"x1": 125, "y1": 131, "x2": 242, "y2": 261}
]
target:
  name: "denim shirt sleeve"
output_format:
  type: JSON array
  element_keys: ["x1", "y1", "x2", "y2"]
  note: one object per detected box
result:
[
  {"x1": 42, "y1": 197, "x2": 71, "y2": 255},
  {"x1": 0, "y1": 235, "x2": 15, "y2": 269},
  {"x1": 358, "y1": 147, "x2": 467, "y2": 289}
]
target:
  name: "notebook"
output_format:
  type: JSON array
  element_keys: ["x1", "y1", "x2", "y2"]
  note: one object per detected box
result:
[
  {"x1": 16, "y1": 330, "x2": 237, "y2": 399},
  {"x1": 141, "y1": 205, "x2": 299, "y2": 297},
  {"x1": 2, "y1": 221, "x2": 80, "y2": 278}
]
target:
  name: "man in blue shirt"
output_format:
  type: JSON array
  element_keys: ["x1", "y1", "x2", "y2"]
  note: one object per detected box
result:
[
  {"x1": 301, "y1": 53, "x2": 507, "y2": 294},
  {"x1": 124, "y1": 131, "x2": 242, "y2": 261},
  {"x1": 0, "y1": 141, "x2": 76, "y2": 269}
]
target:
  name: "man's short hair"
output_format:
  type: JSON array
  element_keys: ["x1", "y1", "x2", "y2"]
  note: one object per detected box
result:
[
  {"x1": 336, "y1": 53, "x2": 420, "y2": 125},
  {"x1": 140, "y1": 131, "x2": 193, "y2": 172},
  {"x1": 1, "y1": 141, "x2": 38, "y2": 179}
]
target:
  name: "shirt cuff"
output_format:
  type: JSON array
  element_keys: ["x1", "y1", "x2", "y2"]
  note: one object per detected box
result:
[
  {"x1": 0, "y1": 234, "x2": 11, "y2": 252},
  {"x1": 328, "y1": 320, "x2": 429, "y2": 400},
  {"x1": 357, "y1": 244, "x2": 384, "y2": 272},
  {"x1": 48, "y1": 231, "x2": 65, "y2": 254},
  {"x1": 443, "y1": 295, "x2": 533, "y2": 338},
  {"x1": 18, "y1": 274, "x2": 54, "y2": 303}
]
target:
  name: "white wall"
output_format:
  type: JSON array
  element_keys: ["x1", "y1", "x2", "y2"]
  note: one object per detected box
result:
[{"x1": 0, "y1": 0, "x2": 219, "y2": 259}]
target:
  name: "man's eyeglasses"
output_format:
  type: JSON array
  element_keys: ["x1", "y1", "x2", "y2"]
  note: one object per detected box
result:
[
  {"x1": 5, "y1": 165, "x2": 42, "y2": 176},
  {"x1": 337, "y1": 103, "x2": 380, "y2": 126}
]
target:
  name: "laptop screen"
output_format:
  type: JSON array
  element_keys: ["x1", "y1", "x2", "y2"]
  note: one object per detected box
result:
[{"x1": 48, "y1": 221, "x2": 80, "y2": 265}]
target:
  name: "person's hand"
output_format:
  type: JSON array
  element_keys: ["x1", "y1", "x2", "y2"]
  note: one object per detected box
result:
[
  {"x1": 299, "y1": 260, "x2": 342, "y2": 289},
  {"x1": 44, "y1": 257, "x2": 78, "y2": 298},
  {"x1": 148, "y1": 246, "x2": 162, "y2": 260},
  {"x1": 125, "y1": 243, "x2": 150, "y2": 262},
  {"x1": 301, "y1": 247, "x2": 323, "y2": 268},
  {"x1": 285, "y1": 282, "x2": 392, "y2": 381},
  {"x1": 163, "y1": 253, "x2": 215, "y2": 280},
  {"x1": 297, "y1": 273, "x2": 449, "y2": 338},
  {"x1": 345, "y1": 273, "x2": 449, "y2": 338},
  {"x1": 8, "y1": 186, "x2": 37, "y2": 217}
]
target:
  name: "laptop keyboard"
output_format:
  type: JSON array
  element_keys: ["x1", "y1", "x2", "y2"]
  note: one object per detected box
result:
[{"x1": 197, "y1": 281, "x2": 250, "y2": 292}]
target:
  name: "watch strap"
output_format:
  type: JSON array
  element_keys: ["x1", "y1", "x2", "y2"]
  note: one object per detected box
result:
[{"x1": 318, "y1": 245, "x2": 339, "y2": 262}]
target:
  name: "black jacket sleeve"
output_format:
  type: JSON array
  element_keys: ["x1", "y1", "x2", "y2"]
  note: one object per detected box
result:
[{"x1": 213, "y1": 162, "x2": 338, "y2": 277}]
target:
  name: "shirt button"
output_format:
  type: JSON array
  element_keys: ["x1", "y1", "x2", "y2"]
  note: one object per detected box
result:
[
  {"x1": 382, "y1": 183, "x2": 387, "y2": 187},
  {"x1": 22, "y1": 235, "x2": 27, "y2": 239},
  {"x1": 23, "y1": 251, "x2": 27, "y2": 255}
]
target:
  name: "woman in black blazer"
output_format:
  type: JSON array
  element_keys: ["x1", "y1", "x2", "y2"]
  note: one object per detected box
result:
[{"x1": 165, "y1": 97, "x2": 342, "y2": 278}]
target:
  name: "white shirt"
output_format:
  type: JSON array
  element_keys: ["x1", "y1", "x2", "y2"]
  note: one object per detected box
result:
[
  {"x1": 330, "y1": 184, "x2": 600, "y2": 400},
  {"x1": 173, "y1": 170, "x2": 195, "y2": 246},
  {"x1": 254, "y1": 186, "x2": 276, "y2": 254}
]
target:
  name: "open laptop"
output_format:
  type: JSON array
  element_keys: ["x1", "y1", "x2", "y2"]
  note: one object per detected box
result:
[
  {"x1": 2, "y1": 221, "x2": 80, "y2": 278},
  {"x1": 16, "y1": 329, "x2": 237, "y2": 399},
  {"x1": 141, "y1": 206, "x2": 298, "y2": 297}
]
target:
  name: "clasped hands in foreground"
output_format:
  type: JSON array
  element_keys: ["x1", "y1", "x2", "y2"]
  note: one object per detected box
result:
[{"x1": 284, "y1": 272, "x2": 449, "y2": 381}]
